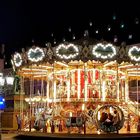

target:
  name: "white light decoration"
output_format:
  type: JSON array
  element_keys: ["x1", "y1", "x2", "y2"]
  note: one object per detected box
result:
[
  {"x1": 92, "y1": 43, "x2": 116, "y2": 59},
  {"x1": 31, "y1": 97, "x2": 36, "y2": 102},
  {"x1": 128, "y1": 46, "x2": 140, "y2": 62},
  {"x1": 47, "y1": 82, "x2": 49, "y2": 100},
  {"x1": 67, "y1": 79, "x2": 70, "y2": 101},
  {"x1": 117, "y1": 82, "x2": 120, "y2": 102},
  {"x1": 0, "y1": 77, "x2": 5, "y2": 86},
  {"x1": 25, "y1": 98, "x2": 30, "y2": 102},
  {"x1": 77, "y1": 69, "x2": 81, "y2": 100},
  {"x1": 109, "y1": 106, "x2": 113, "y2": 114},
  {"x1": 5, "y1": 77, "x2": 14, "y2": 85},
  {"x1": 119, "y1": 64, "x2": 133, "y2": 69},
  {"x1": 55, "y1": 61, "x2": 68, "y2": 67},
  {"x1": 84, "y1": 77, "x2": 88, "y2": 101},
  {"x1": 125, "y1": 78, "x2": 129, "y2": 102},
  {"x1": 92, "y1": 69, "x2": 95, "y2": 84},
  {"x1": 104, "y1": 60, "x2": 116, "y2": 67},
  {"x1": 35, "y1": 97, "x2": 41, "y2": 102},
  {"x1": 39, "y1": 65, "x2": 53, "y2": 69},
  {"x1": 23, "y1": 72, "x2": 47, "y2": 75},
  {"x1": 42, "y1": 98, "x2": 48, "y2": 102},
  {"x1": 82, "y1": 104, "x2": 85, "y2": 111},
  {"x1": 102, "y1": 81, "x2": 106, "y2": 101},
  {"x1": 27, "y1": 47, "x2": 45, "y2": 62},
  {"x1": 84, "y1": 63, "x2": 88, "y2": 101},
  {"x1": 95, "y1": 30, "x2": 99, "y2": 34},
  {"x1": 67, "y1": 72, "x2": 71, "y2": 101},
  {"x1": 70, "y1": 112, "x2": 72, "y2": 117},
  {"x1": 56, "y1": 43, "x2": 79, "y2": 59},
  {"x1": 13, "y1": 53, "x2": 22, "y2": 67},
  {"x1": 98, "y1": 111, "x2": 100, "y2": 120},
  {"x1": 53, "y1": 80, "x2": 56, "y2": 102}
]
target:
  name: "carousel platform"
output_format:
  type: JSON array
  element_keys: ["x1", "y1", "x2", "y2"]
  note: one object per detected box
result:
[{"x1": 14, "y1": 132, "x2": 140, "y2": 140}]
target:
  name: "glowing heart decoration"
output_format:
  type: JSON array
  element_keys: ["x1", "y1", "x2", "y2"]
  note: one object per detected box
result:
[
  {"x1": 56, "y1": 43, "x2": 79, "y2": 59},
  {"x1": 13, "y1": 53, "x2": 22, "y2": 67},
  {"x1": 128, "y1": 46, "x2": 140, "y2": 62},
  {"x1": 27, "y1": 47, "x2": 45, "y2": 62},
  {"x1": 92, "y1": 43, "x2": 116, "y2": 59}
]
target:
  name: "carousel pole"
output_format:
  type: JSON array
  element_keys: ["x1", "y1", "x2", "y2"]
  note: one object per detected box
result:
[
  {"x1": 116, "y1": 63, "x2": 120, "y2": 102},
  {"x1": 19, "y1": 76, "x2": 24, "y2": 130},
  {"x1": 82, "y1": 103, "x2": 86, "y2": 134},
  {"x1": 29, "y1": 75, "x2": 32, "y2": 132},
  {"x1": 46, "y1": 77, "x2": 49, "y2": 108},
  {"x1": 125, "y1": 69, "x2": 130, "y2": 132},
  {"x1": 125, "y1": 71, "x2": 129, "y2": 103},
  {"x1": 84, "y1": 63, "x2": 88, "y2": 102},
  {"x1": 101, "y1": 66, "x2": 106, "y2": 102},
  {"x1": 136, "y1": 63, "x2": 140, "y2": 132},
  {"x1": 41, "y1": 74, "x2": 44, "y2": 109},
  {"x1": 21, "y1": 76, "x2": 25, "y2": 130},
  {"x1": 53, "y1": 63, "x2": 56, "y2": 103},
  {"x1": 78, "y1": 68, "x2": 81, "y2": 100},
  {"x1": 29, "y1": 65, "x2": 33, "y2": 132},
  {"x1": 67, "y1": 69, "x2": 70, "y2": 102},
  {"x1": 51, "y1": 63, "x2": 55, "y2": 133},
  {"x1": 83, "y1": 63, "x2": 88, "y2": 134},
  {"x1": 136, "y1": 64, "x2": 139, "y2": 115}
]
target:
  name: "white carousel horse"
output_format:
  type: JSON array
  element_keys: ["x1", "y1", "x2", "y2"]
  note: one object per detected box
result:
[{"x1": 34, "y1": 108, "x2": 53, "y2": 130}]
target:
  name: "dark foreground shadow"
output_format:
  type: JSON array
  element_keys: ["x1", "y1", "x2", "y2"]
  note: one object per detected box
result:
[{"x1": 14, "y1": 133, "x2": 140, "y2": 140}]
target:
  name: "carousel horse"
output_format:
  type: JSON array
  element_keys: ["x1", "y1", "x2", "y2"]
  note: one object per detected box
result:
[
  {"x1": 85, "y1": 109, "x2": 97, "y2": 130},
  {"x1": 34, "y1": 108, "x2": 53, "y2": 130}
]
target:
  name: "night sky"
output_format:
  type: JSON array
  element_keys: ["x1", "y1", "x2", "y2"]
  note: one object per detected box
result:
[{"x1": 0, "y1": 0, "x2": 140, "y2": 67}]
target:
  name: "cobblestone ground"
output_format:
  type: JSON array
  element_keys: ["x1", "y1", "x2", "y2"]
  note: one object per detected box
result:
[{"x1": 1, "y1": 133, "x2": 19, "y2": 140}]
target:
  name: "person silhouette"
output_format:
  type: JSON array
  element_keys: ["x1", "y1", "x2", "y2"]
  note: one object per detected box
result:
[{"x1": 16, "y1": 115, "x2": 21, "y2": 132}]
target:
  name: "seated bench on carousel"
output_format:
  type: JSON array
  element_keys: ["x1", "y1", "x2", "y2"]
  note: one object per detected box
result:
[{"x1": 66, "y1": 117, "x2": 83, "y2": 133}]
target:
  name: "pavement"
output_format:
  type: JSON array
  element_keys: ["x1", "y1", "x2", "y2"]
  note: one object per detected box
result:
[
  {"x1": 1, "y1": 133, "x2": 18, "y2": 140},
  {"x1": 1, "y1": 131, "x2": 140, "y2": 140},
  {"x1": 11, "y1": 132, "x2": 140, "y2": 140}
]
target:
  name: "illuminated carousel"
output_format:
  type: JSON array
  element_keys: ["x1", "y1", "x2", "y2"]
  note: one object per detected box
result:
[{"x1": 11, "y1": 41, "x2": 140, "y2": 133}]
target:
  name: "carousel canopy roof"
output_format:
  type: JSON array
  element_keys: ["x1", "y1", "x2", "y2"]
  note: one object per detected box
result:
[{"x1": 11, "y1": 40, "x2": 140, "y2": 70}]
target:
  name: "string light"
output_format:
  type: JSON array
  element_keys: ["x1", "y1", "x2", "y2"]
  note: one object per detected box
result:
[
  {"x1": 112, "y1": 14, "x2": 116, "y2": 20},
  {"x1": 27, "y1": 47, "x2": 45, "y2": 62},
  {"x1": 68, "y1": 27, "x2": 71, "y2": 32},
  {"x1": 54, "y1": 39, "x2": 56, "y2": 44},
  {"x1": 114, "y1": 35, "x2": 118, "y2": 43},
  {"x1": 84, "y1": 30, "x2": 89, "y2": 37},
  {"x1": 128, "y1": 34, "x2": 132, "y2": 39},
  {"x1": 51, "y1": 33, "x2": 54, "y2": 37},
  {"x1": 95, "y1": 30, "x2": 99, "y2": 34},
  {"x1": 120, "y1": 22, "x2": 124, "y2": 28},
  {"x1": 73, "y1": 34, "x2": 75, "y2": 40},
  {"x1": 13, "y1": 53, "x2": 23, "y2": 67},
  {"x1": 135, "y1": 18, "x2": 139, "y2": 25},
  {"x1": 107, "y1": 25, "x2": 111, "y2": 31},
  {"x1": 89, "y1": 22, "x2": 92, "y2": 27},
  {"x1": 63, "y1": 38, "x2": 66, "y2": 42},
  {"x1": 56, "y1": 43, "x2": 79, "y2": 59},
  {"x1": 128, "y1": 46, "x2": 140, "y2": 62},
  {"x1": 77, "y1": 69, "x2": 81, "y2": 100},
  {"x1": 92, "y1": 43, "x2": 116, "y2": 59}
]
